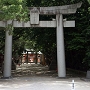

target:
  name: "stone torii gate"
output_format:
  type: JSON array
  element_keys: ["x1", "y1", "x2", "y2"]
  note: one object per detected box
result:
[{"x1": 0, "y1": 2, "x2": 82, "y2": 78}]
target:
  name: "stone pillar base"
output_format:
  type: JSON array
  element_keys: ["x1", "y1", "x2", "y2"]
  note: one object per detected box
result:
[{"x1": 1, "y1": 76, "x2": 13, "y2": 79}]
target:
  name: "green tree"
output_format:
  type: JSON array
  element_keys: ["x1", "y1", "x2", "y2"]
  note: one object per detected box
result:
[
  {"x1": 0, "y1": 0, "x2": 29, "y2": 35},
  {"x1": 0, "y1": 28, "x2": 5, "y2": 54},
  {"x1": 0, "y1": 0, "x2": 90, "y2": 71},
  {"x1": 0, "y1": 0, "x2": 29, "y2": 21},
  {"x1": 64, "y1": 0, "x2": 90, "y2": 71},
  {"x1": 26, "y1": 0, "x2": 90, "y2": 70}
]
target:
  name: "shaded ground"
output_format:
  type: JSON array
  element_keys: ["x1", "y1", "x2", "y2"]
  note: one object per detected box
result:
[
  {"x1": 11, "y1": 63, "x2": 86, "y2": 78},
  {"x1": 12, "y1": 63, "x2": 58, "y2": 77},
  {"x1": 0, "y1": 63, "x2": 86, "y2": 78}
]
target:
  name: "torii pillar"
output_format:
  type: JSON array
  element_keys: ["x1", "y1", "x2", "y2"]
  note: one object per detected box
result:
[
  {"x1": 37, "y1": 2, "x2": 82, "y2": 77},
  {"x1": 4, "y1": 30, "x2": 12, "y2": 78},
  {"x1": 56, "y1": 14, "x2": 66, "y2": 77},
  {"x1": 3, "y1": 21, "x2": 13, "y2": 78},
  {"x1": 0, "y1": 2, "x2": 82, "y2": 78}
]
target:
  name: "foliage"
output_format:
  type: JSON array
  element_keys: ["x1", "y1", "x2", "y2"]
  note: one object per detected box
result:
[
  {"x1": 0, "y1": 0, "x2": 29, "y2": 35},
  {"x1": 0, "y1": 0, "x2": 90, "y2": 71},
  {"x1": 12, "y1": 0, "x2": 90, "y2": 70},
  {"x1": 0, "y1": 28, "x2": 5, "y2": 54},
  {"x1": 26, "y1": 0, "x2": 90, "y2": 70},
  {"x1": 87, "y1": 0, "x2": 90, "y2": 3},
  {"x1": 64, "y1": 0, "x2": 90, "y2": 70},
  {"x1": 26, "y1": 0, "x2": 81, "y2": 7},
  {"x1": 0, "y1": 0, "x2": 29, "y2": 21}
]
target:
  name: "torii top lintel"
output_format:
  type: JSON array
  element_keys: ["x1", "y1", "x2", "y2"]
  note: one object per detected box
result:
[
  {"x1": 0, "y1": 2, "x2": 82, "y2": 27},
  {"x1": 29, "y1": 2, "x2": 82, "y2": 15}
]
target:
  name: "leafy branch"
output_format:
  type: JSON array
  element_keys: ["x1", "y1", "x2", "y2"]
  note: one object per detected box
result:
[{"x1": 0, "y1": 0, "x2": 29, "y2": 35}]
